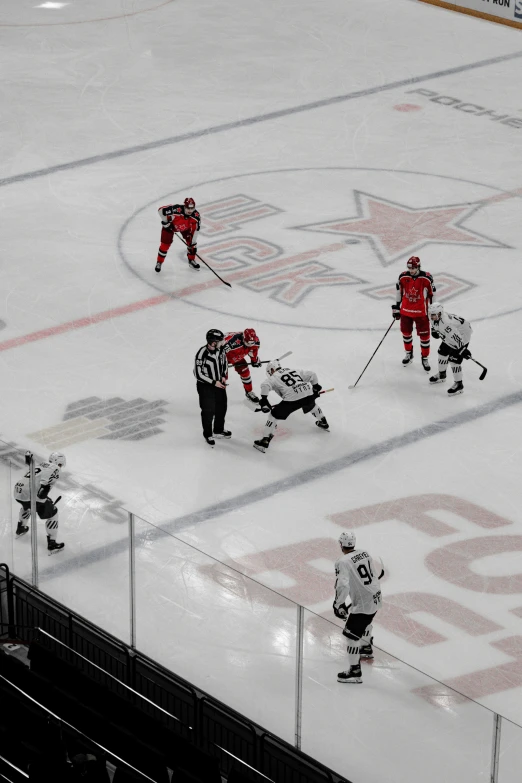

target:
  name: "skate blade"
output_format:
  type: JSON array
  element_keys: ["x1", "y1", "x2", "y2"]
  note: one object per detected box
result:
[
  {"x1": 253, "y1": 443, "x2": 266, "y2": 453},
  {"x1": 337, "y1": 676, "x2": 362, "y2": 684},
  {"x1": 448, "y1": 390, "x2": 464, "y2": 396},
  {"x1": 48, "y1": 548, "x2": 64, "y2": 556}
]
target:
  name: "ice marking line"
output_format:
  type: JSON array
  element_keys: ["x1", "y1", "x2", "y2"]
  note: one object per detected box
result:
[
  {"x1": 39, "y1": 389, "x2": 522, "y2": 581},
  {"x1": 0, "y1": 243, "x2": 345, "y2": 353},
  {"x1": 1, "y1": 49, "x2": 521, "y2": 189},
  {"x1": 0, "y1": 0, "x2": 176, "y2": 27}
]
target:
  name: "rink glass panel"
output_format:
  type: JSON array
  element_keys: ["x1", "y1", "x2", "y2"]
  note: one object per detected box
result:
[
  {"x1": 36, "y1": 481, "x2": 130, "y2": 642},
  {"x1": 133, "y1": 514, "x2": 298, "y2": 745},
  {"x1": 0, "y1": 455, "x2": 16, "y2": 576},
  {"x1": 300, "y1": 608, "x2": 494, "y2": 783},
  {"x1": 499, "y1": 717, "x2": 522, "y2": 783}
]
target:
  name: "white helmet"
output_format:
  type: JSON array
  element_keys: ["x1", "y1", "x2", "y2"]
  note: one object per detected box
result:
[
  {"x1": 339, "y1": 531, "x2": 356, "y2": 549},
  {"x1": 428, "y1": 302, "x2": 444, "y2": 321},
  {"x1": 266, "y1": 360, "x2": 281, "y2": 376},
  {"x1": 49, "y1": 451, "x2": 66, "y2": 468}
]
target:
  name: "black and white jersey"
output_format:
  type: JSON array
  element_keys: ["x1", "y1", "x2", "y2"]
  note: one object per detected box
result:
[
  {"x1": 194, "y1": 345, "x2": 228, "y2": 385},
  {"x1": 334, "y1": 548, "x2": 384, "y2": 614},
  {"x1": 433, "y1": 312, "x2": 472, "y2": 351},
  {"x1": 260, "y1": 367, "x2": 318, "y2": 402}
]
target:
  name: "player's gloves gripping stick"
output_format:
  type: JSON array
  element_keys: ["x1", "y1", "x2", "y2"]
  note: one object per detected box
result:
[
  {"x1": 458, "y1": 346, "x2": 472, "y2": 360},
  {"x1": 251, "y1": 358, "x2": 262, "y2": 368},
  {"x1": 259, "y1": 396, "x2": 271, "y2": 413},
  {"x1": 312, "y1": 383, "x2": 322, "y2": 399},
  {"x1": 431, "y1": 329, "x2": 440, "y2": 339},
  {"x1": 333, "y1": 601, "x2": 348, "y2": 620},
  {"x1": 391, "y1": 304, "x2": 401, "y2": 321}
]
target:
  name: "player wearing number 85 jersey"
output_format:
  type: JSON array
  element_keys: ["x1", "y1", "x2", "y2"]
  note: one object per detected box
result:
[
  {"x1": 333, "y1": 531, "x2": 384, "y2": 684},
  {"x1": 253, "y1": 361, "x2": 329, "y2": 452}
]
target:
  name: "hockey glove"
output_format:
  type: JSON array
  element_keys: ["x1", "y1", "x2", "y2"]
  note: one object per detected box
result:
[
  {"x1": 458, "y1": 346, "x2": 471, "y2": 360},
  {"x1": 391, "y1": 304, "x2": 401, "y2": 321},
  {"x1": 333, "y1": 601, "x2": 348, "y2": 620},
  {"x1": 187, "y1": 243, "x2": 197, "y2": 257},
  {"x1": 251, "y1": 358, "x2": 262, "y2": 368},
  {"x1": 259, "y1": 395, "x2": 271, "y2": 413},
  {"x1": 312, "y1": 383, "x2": 322, "y2": 399},
  {"x1": 431, "y1": 329, "x2": 440, "y2": 339}
]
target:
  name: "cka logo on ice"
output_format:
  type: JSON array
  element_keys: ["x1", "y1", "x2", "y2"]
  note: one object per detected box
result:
[{"x1": 121, "y1": 167, "x2": 516, "y2": 330}]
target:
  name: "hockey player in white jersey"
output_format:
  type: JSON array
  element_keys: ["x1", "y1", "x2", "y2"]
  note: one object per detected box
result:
[
  {"x1": 253, "y1": 361, "x2": 329, "y2": 452},
  {"x1": 333, "y1": 531, "x2": 384, "y2": 684},
  {"x1": 13, "y1": 452, "x2": 66, "y2": 554},
  {"x1": 428, "y1": 302, "x2": 472, "y2": 396}
]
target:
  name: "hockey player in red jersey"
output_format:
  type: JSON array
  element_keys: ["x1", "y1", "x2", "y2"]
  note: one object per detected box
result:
[
  {"x1": 222, "y1": 329, "x2": 261, "y2": 403},
  {"x1": 155, "y1": 197, "x2": 201, "y2": 273},
  {"x1": 391, "y1": 256, "x2": 435, "y2": 371}
]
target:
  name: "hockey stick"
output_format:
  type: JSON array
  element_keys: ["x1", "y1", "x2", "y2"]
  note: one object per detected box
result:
[
  {"x1": 259, "y1": 351, "x2": 292, "y2": 365},
  {"x1": 174, "y1": 233, "x2": 231, "y2": 287},
  {"x1": 349, "y1": 321, "x2": 396, "y2": 389},
  {"x1": 470, "y1": 357, "x2": 487, "y2": 381}
]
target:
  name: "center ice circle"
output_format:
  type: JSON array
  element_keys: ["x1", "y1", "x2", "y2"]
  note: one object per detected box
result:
[{"x1": 119, "y1": 167, "x2": 517, "y2": 332}]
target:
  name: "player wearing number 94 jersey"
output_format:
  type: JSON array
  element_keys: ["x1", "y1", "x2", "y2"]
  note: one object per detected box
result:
[
  {"x1": 253, "y1": 362, "x2": 330, "y2": 452},
  {"x1": 333, "y1": 531, "x2": 384, "y2": 684}
]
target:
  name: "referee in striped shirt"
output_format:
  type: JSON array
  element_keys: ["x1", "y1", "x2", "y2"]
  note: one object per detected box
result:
[{"x1": 194, "y1": 329, "x2": 231, "y2": 446}]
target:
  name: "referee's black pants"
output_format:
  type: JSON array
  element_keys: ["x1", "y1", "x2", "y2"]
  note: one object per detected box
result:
[{"x1": 197, "y1": 382, "x2": 227, "y2": 439}]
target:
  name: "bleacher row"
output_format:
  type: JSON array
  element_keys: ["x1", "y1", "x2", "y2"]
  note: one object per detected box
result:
[{"x1": 0, "y1": 566, "x2": 352, "y2": 783}]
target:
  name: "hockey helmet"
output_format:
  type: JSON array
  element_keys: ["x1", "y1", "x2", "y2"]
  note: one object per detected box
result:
[
  {"x1": 243, "y1": 328, "x2": 258, "y2": 347},
  {"x1": 428, "y1": 302, "x2": 444, "y2": 322},
  {"x1": 266, "y1": 360, "x2": 281, "y2": 376},
  {"x1": 206, "y1": 329, "x2": 224, "y2": 346},
  {"x1": 407, "y1": 256, "x2": 421, "y2": 270},
  {"x1": 339, "y1": 531, "x2": 356, "y2": 550},
  {"x1": 49, "y1": 451, "x2": 66, "y2": 468},
  {"x1": 184, "y1": 197, "x2": 196, "y2": 212}
]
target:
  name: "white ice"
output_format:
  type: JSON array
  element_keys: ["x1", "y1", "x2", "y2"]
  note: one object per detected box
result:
[{"x1": 1, "y1": 0, "x2": 522, "y2": 780}]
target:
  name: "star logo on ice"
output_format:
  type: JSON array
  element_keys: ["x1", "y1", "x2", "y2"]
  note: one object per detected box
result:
[{"x1": 294, "y1": 191, "x2": 509, "y2": 266}]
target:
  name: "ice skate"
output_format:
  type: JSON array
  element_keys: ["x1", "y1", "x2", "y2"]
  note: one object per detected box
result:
[
  {"x1": 188, "y1": 258, "x2": 200, "y2": 270},
  {"x1": 447, "y1": 381, "x2": 464, "y2": 396},
  {"x1": 16, "y1": 523, "x2": 29, "y2": 537},
  {"x1": 337, "y1": 665, "x2": 362, "y2": 684},
  {"x1": 402, "y1": 350, "x2": 413, "y2": 367},
  {"x1": 315, "y1": 418, "x2": 330, "y2": 431},
  {"x1": 421, "y1": 357, "x2": 431, "y2": 372},
  {"x1": 214, "y1": 430, "x2": 232, "y2": 439},
  {"x1": 204, "y1": 436, "x2": 215, "y2": 447},
  {"x1": 429, "y1": 371, "x2": 446, "y2": 384},
  {"x1": 155, "y1": 262, "x2": 162, "y2": 273},
  {"x1": 253, "y1": 435, "x2": 273, "y2": 453},
  {"x1": 47, "y1": 536, "x2": 64, "y2": 555},
  {"x1": 245, "y1": 391, "x2": 260, "y2": 404}
]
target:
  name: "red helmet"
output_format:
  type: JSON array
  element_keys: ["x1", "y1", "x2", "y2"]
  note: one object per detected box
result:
[
  {"x1": 243, "y1": 328, "x2": 258, "y2": 346},
  {"x1": 407, "y1": 256, "x2": 421, "y2": 270},
  {"x1": 184, "y1": 197, "x2": 196, "y2": 210}
]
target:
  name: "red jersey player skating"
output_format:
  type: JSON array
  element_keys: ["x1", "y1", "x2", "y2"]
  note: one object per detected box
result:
[
  {"x1": 222, "y1": 329, "x2": 261, "y2": 403},
  {"x1": 155, "y1": 197, "x2": 201, "y2": 273},
  {"x1": 391, "y1": 256, "x2": 436, "y2": 371}
]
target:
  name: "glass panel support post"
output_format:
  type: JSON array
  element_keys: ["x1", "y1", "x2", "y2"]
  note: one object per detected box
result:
[{"x1": 295, "y1": 604, "x2": 304, "y2": 750}]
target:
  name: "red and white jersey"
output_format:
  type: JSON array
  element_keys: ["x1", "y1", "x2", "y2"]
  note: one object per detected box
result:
[
  {"x1": 158, "y1": 204, "x2": 201, "y2": 237},
  {"x1": 396, "y1": 270, "x2": 435, "y2": 317},
  {"x1": 222, "y1": 332, "x2": 260, "y2": 366}
]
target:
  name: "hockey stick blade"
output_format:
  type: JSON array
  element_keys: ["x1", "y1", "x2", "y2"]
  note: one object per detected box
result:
[
  {"x1": 174, "y1": 233, "x2": 231, "y2": 287},
  {"x1": 479, "y1": 367, "x2": 487, "y2": 381}
]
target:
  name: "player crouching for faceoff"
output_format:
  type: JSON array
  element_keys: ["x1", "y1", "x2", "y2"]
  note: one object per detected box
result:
[
  {"x1": 428, "y1": 302, "x2": 472, "y2": 396},
  {"x1": 333, "y1": 531, "x2": 384, "y2": 684},
  {"x1": 222, "y1": 328, "x2": 262, "y2": 404},
  {"x1": 13, "y1": 452, "x2": 66, "y2": 554},
  {"x1": 253, "y1": 361, "x2": 329, "y2": 452}
]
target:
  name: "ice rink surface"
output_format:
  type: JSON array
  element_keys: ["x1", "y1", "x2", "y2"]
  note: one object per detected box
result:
[{"x1": 1, "y1": 0, "x2": 522, "y2": 780}]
